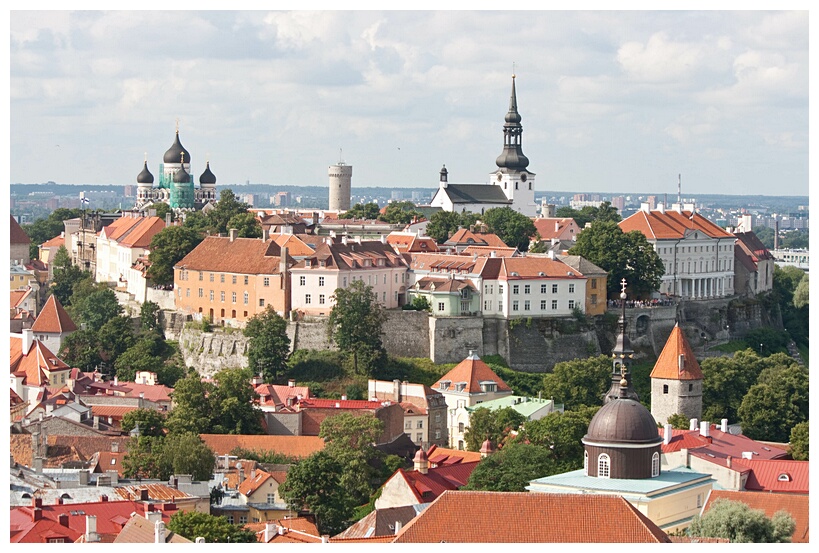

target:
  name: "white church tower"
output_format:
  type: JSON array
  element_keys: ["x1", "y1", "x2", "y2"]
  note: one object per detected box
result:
[{"x1": 491, "y1": 74, "x2": 537, "y2": 217}]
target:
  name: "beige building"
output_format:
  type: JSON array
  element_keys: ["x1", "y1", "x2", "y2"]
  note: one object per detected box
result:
[{"x1": 368, "y1": 379, "x2": 448, "y2": 448}]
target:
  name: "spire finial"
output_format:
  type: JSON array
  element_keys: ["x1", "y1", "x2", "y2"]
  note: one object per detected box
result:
[
  {"x1": 175, "y1": 118, "x2": 180, "y2": 133},
  {"x1": 620, "y1": 278, "x2": 627, "y2": 299},
  {"x1": 512, "y1": 61, "x2": 516, "y2": 79},
  {"x1": 144, "y1": 152, "x2": 147, "y2": 162}
]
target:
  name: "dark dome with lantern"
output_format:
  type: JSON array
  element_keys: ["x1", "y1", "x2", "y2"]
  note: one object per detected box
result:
[
  {"x1": 584, "y1": 395, "x2": 662, "y2": 446},
  {"x1": 137, "y1": 161, "x2": 154, "y2": 184},
  {"x1": 199, "y1": 161, "x2": 217, "y2": 185}
]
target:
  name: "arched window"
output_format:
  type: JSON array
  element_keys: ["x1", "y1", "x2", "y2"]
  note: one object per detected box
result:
[
  {"x1": 597, "y1": 454, "x2": 610, "y2": 478},
  {"x1": 652, "y1": 452, "x2": 660, "y2": 477},
  {"x1": 584, "y1": 451, "x2": 589, "y2": 476}
]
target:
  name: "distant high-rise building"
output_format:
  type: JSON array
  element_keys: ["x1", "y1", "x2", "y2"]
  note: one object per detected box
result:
[
  {"x1": 611, "y1": 196, "x2": 625, "y2": 212},
  {"x1": 646, "y1": 195, "x2": 657, "y2": 210},
  {"x1": 328, "y1": 161, "x2": 352, "y2": 212}
]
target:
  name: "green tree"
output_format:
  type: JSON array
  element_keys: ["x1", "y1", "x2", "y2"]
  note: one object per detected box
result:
[
  {"x1": 515, "y1": 407, "x2": 597, "y2": 471},
  {"x1": 463, "y1": 406, "x2": 526, "y2": 452},
  {"x1": 752, "y1": 226, "x2": 775, "y2": 249},
  {"x1": 687, "y1": 499, "x2": 795, "y2": 543},
  {"x1": 278, "y1": 451, "x2": 355, "y2": 536},
  {"x1": 140, "y1": 301, "x2": 161, "y2": 333},
  {"x1": 122, "y1": 435, "x2": 165, "y2": 480},
  {"x1": 158, "y1": 432, "x2": 216, "y2": 481},
  {"x1": 789, "y1": 421, "x2": 808, "y2": 461},
  {"x1": 568, "y1": 220, "x2": 664, "y2": 298},
  {"x1": 147, "y1": 225, "x2": 204, "y2": 287},
  {"x1": 22, "y1": 208, "x2": 84, "y2": 260},
  {"x1": 319, "y1": 413, "x2": 385, "y2": 506},
  {"x1": 666, "y1": 413, "x2": 690, "y2": 429},
  {"x1": 328, "y1": 280, "x2": 386, "y2": 375},
  {"x1": 481, "y1": 207, "x2": 537, "y2": 251},
  {"x1": 541, "y1": 355, "x2": 611, "y2": 410},
  {"x1": 700, "y1": 349, "x2": 767, "y2": 423},
  {"x1": 206, "y1": 189, "x2": 251, "y2": 236},
  {"x1": 738, "y1": 362, "x2": 809, "y2": 442},
  {"x1": 121, "y1": 408, "x2": 166, "y2": 438},
  {"x1": 59, "y1": 329, "x2": 102, "y2": 372},
  {"x1": 97, "y1": 315, "x2": 136, "y2": 367},
  {"x1": 209, "y1": 368, "x2": 263, "y2": 435},
  {"x1": 378, "y1": 201, "x2": 421, "y2": 224},
  {"x1": 70, "y1": 287, "x2": 123, "y2": 333},
  {"x1": 49, "y1": 246, "x2": 91, "y2": 306},
  {"x1": 226, "y1": 211, "x2": 263, "y2": 238},
  {"x1": 165, "y1": 373, "x2": 215, "y2": 435},
  {"x1": 780, "y1": 229, "x2": 809, "y2": 249},
  {"x1": 244, "y1": 306, "x2": 291, "y2": 383},
  {"x1": 114, "y1": 337, "x2": 166, "y2": 382},
  {"x1": 425, "y1": 210, "x2": 462, "y2": 243},
  {"x1": 792, "y1": 274, "x2": 808, "y2": 309},
  {"x1": 341, "y1": 202, "x2": 380, "y2": 220},
  {"x1": 463, "y1": 442, "x2": 557, "y2": 492},
  {"x1": 167, "y1": 511, "x2": 257, "y2": 543}
]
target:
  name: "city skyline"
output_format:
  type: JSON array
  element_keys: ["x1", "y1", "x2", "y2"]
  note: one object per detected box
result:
[{"x1": 9, "y1": 9, "x2": 809, "y2": 197}]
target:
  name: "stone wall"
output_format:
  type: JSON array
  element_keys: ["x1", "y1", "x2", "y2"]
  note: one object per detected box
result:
[
  {"x1": 178, "y1": 327, "x2": 250, "y2": 377},
  {"x1": 428, "y1": 316, "x2": 484, "y2": 364},
  {"x1": 381, "y1": 311, "x2": 430, "y2": 359}
]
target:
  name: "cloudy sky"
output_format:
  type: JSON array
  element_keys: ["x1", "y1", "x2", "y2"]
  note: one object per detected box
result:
[{"x1": 8, "y1": 8, "x2": 810, "y2": 198}]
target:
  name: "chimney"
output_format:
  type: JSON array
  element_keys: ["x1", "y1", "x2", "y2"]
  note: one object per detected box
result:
[
  {"x1": 79, "y1": 470, "x2": 89, "y2": 485},
  {"x1": 139, "y1": 392, "x2": 144, "y2": 409},
  {"x1": 678, "y1": 354, "x2": 685, "y2": 372},
  {"x1": 381, "y1": 234, "x2": 387, "y2": 244},
  {"x1": 341, "y1": 235, "x2": 348, "y2": 246},
  {"x1": 393, "y1": 379, "x2": 401, "y2": 402},
  {"x1": 700, "y1": 421, "x2": 710, "y2": 438},
  {"x1": 278, "y1": 526, "x2": 286, "y2": 536},
  {"x1": 689, "y1": 418, "x2": 698, "y2": 431},
  {"x1": 640, "y1": 202, "x2": 650, "y2": 213},
  {"x1": 32, "y1": 508, "x2": 43, "y2": 522},
  {"x1": 154, "y1": 520, "x2": 166, "y2": 544},
  {"x1": 288, "y1": 379, "x2": 295, "y2": 388},
  {"x1": 34, "y1": 457, "x2": 43, "y2": 474},
  {"x1": 547, "y1": 250, "x2": 555, "y2": 260},
  {"x1": 86, "y1": 515, "x2": 99, "y2": 542},
  {"x1": 658, "y1": 203, "x2": 665, "y2": 214},
  {"x1": 229, "y1": 228, "x2": 238, "y2": 242},
  {"x1": 335, "y1": 402, "x2": 340, "y2": 408},
  {"x1": 394, "y1": 520, "x2": 403, "y2": 535},
  {"x1": 33, "y1": 497, "x2": 43, "y2": 508},
  {"x1": 195, "y1": 538, "x2": 205, "y2": 543},
  {"x1": 321, "y1": 536, "x2": 330, "y2": 543},
  {"x1": 59, "y1": 513, "x2": 69, "y2": 526},
  {"x1": 251, "y1": 469, "x2": 256, "y2": 480},
  {"x1": 341, "y1": 395, "x2": 347, "y2": 401},
  {"x1": 93, "y1": 415, "x2": 99, "y2": 430},
  {"x1": 100, "y1": 494, "x2": 108, "y2": 502},
  {"x1": 22, "y1": 328, "x2": 34, "y2": 353},
  {"x1": 721, "y1": 418, "x2": 728, "y2": 432},
  {"x1": 726, "y1": 455, "x2": 732, "y2": 468},
  {"x1": 262, "y1": 227, "x2": 270, "y2": 241},
  {"x1": 264, "y1": 523, "x2": 276, "y2": 543},
  {"x1": 146, "y1": 510, "x2": 162, "y2": 524},
  {"x1": 165, "y1": 212, "x2": 171, "y2": 227},
  {"x1": 114, "y1": 376, "x2": 118, "y2": 387},
  {"x1": 663, "y1": 423, "x2": 672, "y2": 444},
  {"x1": 742, "y1": 451, "x2": 753, "y2": 460}
]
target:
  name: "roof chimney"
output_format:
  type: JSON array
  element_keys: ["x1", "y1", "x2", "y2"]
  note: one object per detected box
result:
[
  {"x1": 229, "y1": 228, "x2": 238, "y2": 242},
  {"x1": 699, "y1": 421, "x2": 710, "y2": 438},
  {"x1": 341, "y1": 235, "x2": 348, "y2": 246},
  {"x1": 689, "y1": 418, "x2": 698, "y2": 431},
  {"x1": 381, "y1": 234, "x2": 387, "y2": 244},
  {"x1": 663, "y1": 423, "x2": 672, "y2": 444},
  {"x1": 726, "y1": 455, "x2": 732, "y2": 468},
  {"x1": 154, "y1": 520, "x2": 166, "y2": 544},
  {"x1": 262, "y1": 227, "x2": 270, "y2": 241},
  {"x1": 394, "y1": 520, "x2": 403, "y2": 535},
  {"x1": 288, "y1": 379, "x2": 295, "y2": 387},
  {"x1": 720, "y1": 418, "x2": 728, "y2": 432},
  {"x1": 22, "y1": 328, "x2": 34, "y2": 353},
  {"x1": 86, "y1": 515, "x2": 99, "y2": 542},
  {"x1": 32, "y1": 508, "x2": 43, "y2": 522},
  {"x1": 59, "y1": 513, "x2": 69, "y2": 526}
]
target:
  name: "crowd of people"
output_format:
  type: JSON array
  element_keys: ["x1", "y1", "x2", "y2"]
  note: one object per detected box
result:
[{"x1": 607, "y1": 297, "x2": 675, "y2": 309}]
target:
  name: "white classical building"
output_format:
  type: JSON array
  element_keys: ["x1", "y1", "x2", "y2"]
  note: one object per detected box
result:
[{"x1": 619, "y1": 203, "x2": 736, "y2": 299}]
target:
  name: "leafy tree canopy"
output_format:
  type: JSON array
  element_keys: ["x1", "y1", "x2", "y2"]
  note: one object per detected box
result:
[
  {"x1": 481, "y1": 207, "x2": 537, "y2": 251},
  {"x1": 140, "y1": 301, "x2": 161, "y2": 333},
  {"x1": 50, "y1": 246, "x2": 91, "y2": 307},
  {"x1": 209, "y1": 368, "x2": 264, "y2": 435},
  {"x1": 121, "y1": 408, "x2": 167, "y2": 438},
  {"x1": 568, "y1": 220, "x2": 664, "y2": 299},
  {"x1": 789, "y1": 421, "x2": 808, "y2": 461},
  {"x1": 23, "y1": 208, "x2": 84, "y2": 259},
  {"x1": 167, "y1": 511, "x2": 257, "y2": 543},
  {"x1": 463, "y1": 406, "x2": 526, "y2": 452},
  {"x1": 147, "y1": 225, "x2": 204, "y2": 287},
  {"x1": 341, "y1": 202, "x2": 380, "y2": 220},
  {"x1": 738, "y1": 362, "x2": 808, "y2": 442},
  {"x1": 463, "y1": 442, "x2": 556, "y2": 492},
  {"x1": 70, "y1": 287, "x2": 123, "y2": 333},
  {"x1": 59, "y1": 329, "x2": 102, "y2": 372},
  {"x1": 425, "y1": 210, "x2": 463, "y2": 243},
  {"x1": 227, "y1": 211, "x2": 263, "y2": 238},
  {"x1": 158, "y1": 432, "x2": 217, "y2": 481},
  {"x1": 165, "y1": 373, "x2": 215, "y2": 435},
  {"x1": 328, "y1": 280, "x2": 386, "y2": 376},
  {"x1": 541, "y1": 355, "x2": 611, "y2": 410},
  {"x1": 206, "y1": 189, "x2": 251, "y2": 236},
  {"x1": 515, "y1": 407, "x2": 598, "y2": 471},
  {"x1": 244, "y1": 306, "x2": 291, "y2": 383},
  {"x1": 687, "y1": 499, "x2": 795, "y2": 543},
  {"x1": 378, "y1": 201, "x2": 422, "y2": 225}
]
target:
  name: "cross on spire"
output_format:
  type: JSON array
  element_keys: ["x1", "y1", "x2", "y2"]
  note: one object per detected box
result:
[{"x1": 620, "y1": 278, "x2": 627, "y2": 295}]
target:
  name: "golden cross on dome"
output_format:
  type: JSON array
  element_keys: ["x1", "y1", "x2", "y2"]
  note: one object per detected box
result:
[{"x1": 176, "y1": 118, "x2": 180, "y2": 132}]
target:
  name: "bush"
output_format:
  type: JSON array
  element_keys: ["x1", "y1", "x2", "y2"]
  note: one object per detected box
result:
[{"x1": 286, "y1": 349, "x2": 346, "y2": 382}]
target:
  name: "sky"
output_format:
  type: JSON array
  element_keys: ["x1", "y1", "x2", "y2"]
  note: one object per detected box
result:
[{"x1": 7, "y1": 7, "x2": 811, "y2": 198}]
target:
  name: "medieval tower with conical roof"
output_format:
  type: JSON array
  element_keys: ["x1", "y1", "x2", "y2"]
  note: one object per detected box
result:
[{"x1": 649, "y1": 323, "x2": 704, "y2": 425}]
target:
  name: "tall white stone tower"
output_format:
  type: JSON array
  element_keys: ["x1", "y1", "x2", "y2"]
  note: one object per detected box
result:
[{"x1": 328, "y1": 158, "x2": 352, "y2": 212}]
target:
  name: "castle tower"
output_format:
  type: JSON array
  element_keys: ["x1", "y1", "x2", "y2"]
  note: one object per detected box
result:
[
  {"x1": 328, "y1": 157, "x2": 352, "y2": 212},
  {"x1": 650, "y1": 323, "x2": 704, "y2": 425},
  {"x1": 492, "y1": 73, "x2": 537, "y2": 217}
]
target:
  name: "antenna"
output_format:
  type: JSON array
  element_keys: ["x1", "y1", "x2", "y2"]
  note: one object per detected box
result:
[
  {"x1": 677, "y1": 174, "x2": 681, "y2": 205},
  {"x1": 338, "y1": 148, "x2": 344, "y2": 164}
]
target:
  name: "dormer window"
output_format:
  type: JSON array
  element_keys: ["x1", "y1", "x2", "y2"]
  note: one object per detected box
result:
[
  {"x1": 439, "y1": 381, "x2": 451, "y2": 390},
  {"x1": 777, "y1": 473, "x2": 792, "y2": 482},
  {"x1": 455, "y1": 382, "x2": 467, "y2": 392},
  {"x1": 480, "y1": 381, "x2": 497, "y2": 392},
  {"x1": 305, "y1": 259, "x2": 312, "y2": 268}
]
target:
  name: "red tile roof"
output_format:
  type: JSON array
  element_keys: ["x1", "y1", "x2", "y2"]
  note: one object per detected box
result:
[
  {"x1": 255, "y1": 383, "x2": 311, "y2": 408},
  {"x1": 237, "y1": 469, "x2": 275, "y2": 496},
  {"x1": 703, "y1": 490, "x2": 809, "y2": 543},
  {"x1": 393, "y1": 491, "x2": 671, "y2": 543},
  {"x1": 460, "y1": 245, "x2": 517, "y2": 257},
  {"x1": 649, "y1": 323, "x2": 704, "y2": 380},
  {"x1": 532, "y1": 217, "x2": 579, "y2": 240},
  {"x1": 10, "y1": 336, "x2": 71, "y2": 386},
  {"x1": 433, "y1": 353, "x2": 511, "y2": 394},
  {"x1": 391, "y1": 461, "x2": 479, "y2": 504},
  {"x1": 101, "y1": 216, "x2": 165, "y2": 248},
  {"x1": 40, "y1": 235, "x2": 65, "y2": 248},
  {"x1": 730, "y1": 458, "x2": 809, "y2": 493},
  {"x1": 619, "y1": 208, "x2": 733, "y2": 240},
  {"x1": 174, "y1": 235, "x2": 287, "y2": 274},
  {"x1": 660, "y1": 424, "x2": 788, "y2": 460},
  {"x1": 31, "y1": 295, "x2": 78, "y2": 334},
  {"x1": 298, "y1": 398, "x2": 390, "y2": 410},
  {"x1": 10, "y1": 215, "x2": 30, "y2": 245},
  {"x1": 446, "y1": 228, "x2": 508, "y2": 248},
  {"x1": 199, "y1": 434, "x2": 325, "y2": 458},
  {"x1": 424, "y1": 444, "x2": 482, "y2": 466}
]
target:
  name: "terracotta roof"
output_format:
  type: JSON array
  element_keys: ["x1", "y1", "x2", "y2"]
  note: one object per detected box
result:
[
  {"x1": 424, "y1": 445, "x2": 482, "y2": 466},
  {"x1": 446, "y1": 228, "x2": 508, "y2": 248},
  {"x1": 254, "y1": 383, "x2": 310, "y2": 408},
  {"x1": 237, "y1": 469, "x2": 275, "y2": 496},
  {"x1": 433, "y1": 352, "x2": 511, "y2": 394},
  {"x1": 498, "y1": 256, "x2": 584, "y2": 279},
  {"x1": 250, "y1": 518, "x2": 321, "y2": 543},
  {"x1": 93, "y1": 451, "x2": 128, "y2": 477},
  {"x1": 649, "y1": 323, "x2": 704, "y2": 380},
  {"x1": 115, "y1": 381, "x2": 173, "y2": 403},
  {"x1": 298, "y1": 398, "x2": 390, "y2": 410},
  {"x1": 729, "y1": 458, "x2": 809, "y2": 493},
  {"x1": 113, "y1": 514, "x2": 191, "y2": 543},
  {"x1": 291, "y1": 240, "x2": 407, "y2": 272},
  {"x1": 387, "y1": 233, "x2": 440, "y2": 253},
  {"x1": 333, "y1": 505, "x2": 424, "y2": 539},
  {"x1": 90, "y1": 405, "x2": 137, "y2": 419},
  {"x1": 31, "y1": 295, "x2": 78, "y2": 334},
  {"x1": 460, "y1": 245, "x2": 517, "y2": 257},
  {"x1": 199, "y1": 434, "x2": 325, "y2": 458},
  {"x1": 733, "y1": 231, "x2": 775, "y2": 261},
  {"x1": 10, "y1": 288, "x2": 32, "y2": 308},
  {"x1": 40, "y1": 235, "x2": 65, "y2": 248},
  {"x1": 532, "y1": 217, "x2": 579, "y2": 240},
  {"x1": 101, "y1": 216, "x2": 164, "y2": 248},
  {"x1": 10, "y1": 215, "x2": 30, "y2": 245},
  {"x1": 660, "y1": 424, "x2": 788, "y2": 460},
  {"x1": 174, "y1": 235, "x2": 287, "y2": 275},
  {"x1": 393, "y1": 491, "x2": 671, "y2": 543},
  {"x1": 270, "y1": 233, "x2": 316, "y2": 256},
  {"x1": 619, "y1": 208, "x2": 733, "y2": 240},
  {"x1": 703, "y1": 490, "x2": 809, "y2": 543},
  {"x1": 10, "y1": 336, "x2": 71, "y2": 387},
  {"x1": 392, "y1": 461, "x2": 479, "y2": 504},
  {"x1": 413, "y1": 276, "x2": 477, "y2": 294}
]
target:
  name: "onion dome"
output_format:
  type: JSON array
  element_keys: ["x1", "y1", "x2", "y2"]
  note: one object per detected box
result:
[
  {"x1": 199, "y1": 161, "x2": 217, "y2": 185},
  {"x1": 163, "y1": 130, "x2": 191, "y2": 164},
  {"x1": 137, "y1": 161, "x2": 154, "y2": 184},
  {"x1": 173, "y1": 164, "x2": 190, "y2": 184}
]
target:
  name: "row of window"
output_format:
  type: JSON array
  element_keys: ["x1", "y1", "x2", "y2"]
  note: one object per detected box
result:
[
  {"x1": 483, "y1": 283, "x2": 576, "y2": 295},
  {"x1": 181, "y1": 288, "x2": 269, "y2": 308},
  {"x1": 180, "y1": 271, "x2": 267, "y2": 287},
  {"x1": 657, "y1": 244, "x2": 731, "y2": 255},
  {"x1": 482, "y1": 299, "x2": 577, "y2": 311},
  {"x1": 584, "y1": 451, "x2": 661, "y2": 478}
]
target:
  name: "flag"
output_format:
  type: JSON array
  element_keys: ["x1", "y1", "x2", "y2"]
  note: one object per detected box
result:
[{"x1": 81, "y1": 197, "x2": 90, "y2": 205}]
